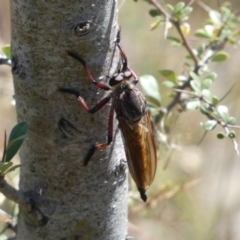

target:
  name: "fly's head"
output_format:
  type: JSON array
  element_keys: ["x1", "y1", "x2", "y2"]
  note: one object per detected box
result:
[{"x1": 108, "y1": 69, "x2": 132, "y2": 88}]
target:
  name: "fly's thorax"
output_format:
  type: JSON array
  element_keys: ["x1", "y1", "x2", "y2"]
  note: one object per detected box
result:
[{"x1": 112, "y1": 82, "x2": 147, "y2": 123}]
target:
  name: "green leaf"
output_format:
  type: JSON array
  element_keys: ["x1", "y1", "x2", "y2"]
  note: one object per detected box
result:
[
  {"x1": 201, "y1": 78, "x2": 213, "y2": 89},
  {"x1": 228, "y1": 131, "x2": 236, "y2": 139},
  {"x1": 7, "y1": 135, "x2": 28, "y2": 149},
  {"x1": 6, "y1": 122, "x2": 28, "y2": 162},
  {"x1": 159, "y1": 70, "x2": 178, "y2": 84},
  {"x1": 145, "y1": 96, "x2": 161, "y2": 108},
  {"x1": 189, "y1": 71, "x2": 199, "y2": 82},
  {"x1": 166, "y1": 36, "x2": 182, "y2": 46},
  {"x1": 150, "y1": 17, "x2": 162, "y2": 30},
  {"x1": 221, "y1": 6, "x2": 231, "y2": 22},
  {"x1": 162, "y1": 81, "x2": 176, "y2": 88},
  {"x1": 3, "y1": 164, "x2": 21, "y2": 175},
  {"x1": 218, "y1": 29, "x2": 231, "y2": 42},
  {"x1": 195, "y1": 29, "x2": 211, "y2": 39},
  {"x1": 212, "y1": 96, "x2": 219, "y2": 105},
  {"x1": 217, "y1": 105, "x2": 229, "y2": 122},
  {"x1": 149, "y1": 9, "x2": 161, "y2": 17},
  {"x1": 2, "y1": 45, "x2": 11, "y2": 59},
  {"x1": 186, "y1": 100, "x2": 200, "y2": 110},
  {"x1": 189, "y1": 72, "x2": 201, "y2": 93},
  {"x1": 211, "y1": 51, "x2": 229, "y2": 62},
  {"x1": 8, "y1": 122, "x2": 28, "y2": 143},
  {"x1": 202, "y1": 89, "x2": 213, "y2": 102},
  {"x1": 0, "y1": 162, "x2": 13, "y2": 176},
  {"x1": 217, "y1": 132, "x2": 225, "y2": 139},
  {"x1": 139, "y1": 75, "x2": 161, "y2": 106},
  {"x1": 172, "y1": 2, "x2": 185, "y2": 16},
  {"x1": 197, "y1": 44, "x2": 207, "y2": 57},
  {"x1": 166, "y1": 4, "x2": 174, "y2": 14},
  {"x1": 190, "y1": 80, "x2": 201, "y2": 93},
  {"x1": 203, "y1": 120, "x2": 217, "y2": 131},
  {"x1": 227, "y1": 117, "x2": 236, "y2": 125},
  {"x1": 200, "y1": 103, "x2": 210, "y2": 115},
  {"x1": 181, "y1": 7, "x2": 193, "y2": 18},
  {"x1": 204, "y1": 25, "x2": 214, "y2": 36},
  {"x1": 178, "y1": 75, "x2": 187, "y2": 82},
  {"x1": 204, "y1": 72, "x2": 217, "y2": 81},
  {"x1": 209, "y1": 10, "x2": 222, "y2": 25}
]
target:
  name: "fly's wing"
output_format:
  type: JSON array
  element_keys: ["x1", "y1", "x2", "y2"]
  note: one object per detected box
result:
[{"x1": 119, "y1": 113, "x2": 157, "y2": 193}]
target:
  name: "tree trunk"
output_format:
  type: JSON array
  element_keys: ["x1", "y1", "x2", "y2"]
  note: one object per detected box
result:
[{"x1": 11, "y1": 1, "x2": 128, "y2": 239}]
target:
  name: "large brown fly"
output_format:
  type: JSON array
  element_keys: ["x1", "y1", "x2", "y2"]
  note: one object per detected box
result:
[{"x1": 59, "y1": 30, "x2": 157, "y2": 201}]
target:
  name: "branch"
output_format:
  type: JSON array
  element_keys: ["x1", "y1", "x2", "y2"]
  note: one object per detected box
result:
[
  {"x1": 161, "y1": 44, "x2": 217, "y2": 116},
  {"x1": 170, "y1": 86, "x2": 240, "y2": 154},
  {"x1": 172, "y1": 21, "x2": 198, "y2": 66},
  {"x1": 0, "y1": 177, "x2": 48, "y2": 226},
  {"x1": 147, "y1": 0, "x2": 199, "y2": 66},
  {"x1": 0, "y1": 58, "x2": 11, "y2": 66},
  {"x1": 147, "y1": 0, "x2": 170, "y2": 19},
  {"x1": 145, "y1": 1, "x2": 202, "y2": 117}
]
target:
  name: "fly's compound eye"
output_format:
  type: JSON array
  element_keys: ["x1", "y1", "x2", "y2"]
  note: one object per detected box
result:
[
  {"x1": 124, "y1": 71, "x2": 132, "y2": 78},
  {"x1": 115, "y1": 73, "x2": 124, "y2": 81},
  {"x1": 109, "y1": 73, "x2": 124, "y2": 86}
]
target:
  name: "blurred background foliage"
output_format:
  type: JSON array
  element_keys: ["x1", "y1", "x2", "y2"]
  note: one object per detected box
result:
[{"x1": 1, "y1": 0, "x2": 240, "y2": 240}]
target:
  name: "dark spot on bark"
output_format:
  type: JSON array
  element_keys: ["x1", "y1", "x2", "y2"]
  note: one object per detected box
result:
[
  {"x1": 58, "y1": 118, "x2": 80, "y2": 138},
  {"x1": 11, "y1": 54, "x2": 26, "y2": 79},
  {"x1": 38, "y1": 215, "x2": 49, "y2": 226},
  {"x1": 114, "y1": 158, "x2": 127, "y2": 183},
  {"x1": 30, "y1": 166, "x2": 36, "y2": 172},
  {"x1": 73, "y1": 20, "x2": 92, "y2": 37},
  {"x1": 11, "y1": 55, "x2": 18, "y2": 74}
]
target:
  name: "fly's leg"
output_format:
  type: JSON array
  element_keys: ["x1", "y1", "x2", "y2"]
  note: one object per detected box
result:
[
  {"x1": 83, "y1": 108, "x2": 114, "y2": 165},
  {"x1": 59, "y1": 87, "x2": 113, "y2": 165},
  {"x1": 59, "y1": 51, "x2": 114, "y2": 165},
  {"x1": 59, "y1": 87, "x2": 111, "y2": 113},
  {"x1": 67, "y1": 50, "x2": 111, "y2": 91}
]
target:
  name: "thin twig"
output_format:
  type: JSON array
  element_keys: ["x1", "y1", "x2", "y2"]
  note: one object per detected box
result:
[
  {"x1": 227, "y1": 125, "x2": 240, "y2": 129},
  {"x1": 163, "y1": 39, "x2": 218, "y2": 115},
  {"x1": 147, "y1": 0, "x2": 170, "y2": 19},
  {"x1": 147, "y1": 0, "x2": 199, "y2": 66},
  {"x1": 223, "y1": 125, "x2": 239, "y2": 155},
  {"x1": 145, "y1": 1, "x2": 239, "y2": 154},
  {"x1": 173, "y1": 21, "x2": 199, "y2": 67},
  {"x1": 219, "y1": 82, "x2": 236, "y2": 102},
  {"x1": 187, "y1": 0, "x2": 196, "y2": 7},
  {"x1": 197, "y1": 1, "x2": 212, "y2": 12},
  {"x1": 197, "y1": 130, "x2": 207, "y2": 145},
  {"x1": 0, "y1": 58, "x2": 11, "y2": 66},
  {"x1": 0, "y1": 177, "x2": 48, "y2": 225},
  {"x1": 217, "y1": 0, "x2": 222, "y2": 8}
]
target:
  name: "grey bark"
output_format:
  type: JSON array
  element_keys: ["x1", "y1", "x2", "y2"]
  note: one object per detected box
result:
[{"x1": 11, "y1": 1, "x2": 128, "y2": 239}]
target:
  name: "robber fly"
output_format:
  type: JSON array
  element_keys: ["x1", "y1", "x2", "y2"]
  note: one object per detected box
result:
[{"x1": 59, "y1": 30, "x2": 157, "y2": 202}]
